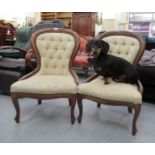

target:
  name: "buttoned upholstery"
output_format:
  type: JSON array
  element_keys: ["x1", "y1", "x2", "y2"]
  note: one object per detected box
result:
[
  {"x1": 77, "y1": 31, "x2": 145, "y2": 135},
  {"x1": 103, "y1": 36, "x2": 140, "y2": 63},
  {"x1": 11, "y1": 32, "x2": 77, "y2": 93},
  {"x1": 10, "y1": 28, "x2": 80, "y2": 124},
  {"x1": 36, "y1": 33, "x2": 75, "y2": 76},
  {"x1": 78, "y1": 77, "x2": 142, "y2": 104}
]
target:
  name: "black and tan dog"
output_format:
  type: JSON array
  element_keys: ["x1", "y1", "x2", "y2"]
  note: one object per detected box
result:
[{"x1": 87, "y1": 39, "x2": 138, "y2": 85}]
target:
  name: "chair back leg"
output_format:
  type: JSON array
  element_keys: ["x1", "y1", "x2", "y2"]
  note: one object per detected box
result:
[
  {"x1": 69, "y1": 96, "x2": 76, "y2": 124},
  {"x1": 77, "y1": 94, "x2": 83, "y2": 123}
]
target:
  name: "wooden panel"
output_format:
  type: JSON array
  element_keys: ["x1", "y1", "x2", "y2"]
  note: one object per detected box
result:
[
  {"x1": 41, "y1": 12, "x2": 56, "y2": 20},
  {"x1": 72, "y1": 13, "x2": 95, "y2": 36},
  {"x1": 40, "y1": 12, "x2": 95, "y2": 36}
]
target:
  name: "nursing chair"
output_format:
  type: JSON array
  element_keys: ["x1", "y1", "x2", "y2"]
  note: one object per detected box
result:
[
  {"x1": 11, "y1": 28, "x2": 80, "y2": 124},
  {"x1": 77, "y1": 31, "x2": 145, "y2": 135}
]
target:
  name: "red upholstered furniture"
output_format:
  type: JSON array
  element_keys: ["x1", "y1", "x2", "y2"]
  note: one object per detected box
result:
[{"x1": 73, "y1": 36, "x2": 92, "y2": 76}]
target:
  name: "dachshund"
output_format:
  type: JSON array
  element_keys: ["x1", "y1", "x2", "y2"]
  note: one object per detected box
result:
[{"x1": 87, "y1": 39, "x2": 139, "y2": 85}]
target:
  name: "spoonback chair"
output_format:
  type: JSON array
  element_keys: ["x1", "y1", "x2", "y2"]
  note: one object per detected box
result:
[
  {"x1": 11, "y1": 28, "x2": 80, "y2": 124},
  {"x1": 77, "y1": 31, "x2": 145, "y2": 135}
]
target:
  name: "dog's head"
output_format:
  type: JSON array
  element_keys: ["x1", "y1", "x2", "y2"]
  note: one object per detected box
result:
[{"x1": 86, "y1": 40, "x2": 109, "y2": 60}]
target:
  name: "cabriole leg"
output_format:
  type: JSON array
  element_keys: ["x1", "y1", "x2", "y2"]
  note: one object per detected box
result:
[{"x1": 11, "y1": 93, "x2": 20, "y2": 123}]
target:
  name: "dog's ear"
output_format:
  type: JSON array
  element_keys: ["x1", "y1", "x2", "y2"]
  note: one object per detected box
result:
[
  {"x1": 86, "y1": 40, "x2": 94, "y2": 52},
  {"x1": 100, "y1": 40, "x2": 109, "y2": 54}
]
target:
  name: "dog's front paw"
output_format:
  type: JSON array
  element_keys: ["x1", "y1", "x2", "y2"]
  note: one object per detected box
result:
[{"x1": 104, "y1": 77, "x2": 111, "y2": 84}]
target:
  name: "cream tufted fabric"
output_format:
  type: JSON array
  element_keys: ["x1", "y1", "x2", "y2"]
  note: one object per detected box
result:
[
  {"x1": 78, "y1": 77, "x2": 142, "y2": 104},
  {"x1": 11, "y1": 75, "x2": 77, "y2": 94},
  {"x1": 103, "y1": 36, "x2": 140, "y2": 64},
  {"x1": 11, "y1": 31, "x2": 78, "y2": 94},
  {"x1": 36, "y1": 33, "x2": 75, "y2": 75}
]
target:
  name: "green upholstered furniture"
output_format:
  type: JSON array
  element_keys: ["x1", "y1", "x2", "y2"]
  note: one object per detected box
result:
[{"x1": 0, "y1": 27, "x2": 32, "y2": 58}]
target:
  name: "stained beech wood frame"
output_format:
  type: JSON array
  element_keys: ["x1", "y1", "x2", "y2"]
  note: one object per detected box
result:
[
  {"x1": 11, "y1": 28, "x2": 80, "y2": 124},
  {"x1": 77, "y1": 31, "x2": 145, "y2": 135}
]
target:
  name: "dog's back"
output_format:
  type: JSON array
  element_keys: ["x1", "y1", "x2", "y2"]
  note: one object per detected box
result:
[{"x1": 94, "y1": 54, "x2": 138, "y2": 84}]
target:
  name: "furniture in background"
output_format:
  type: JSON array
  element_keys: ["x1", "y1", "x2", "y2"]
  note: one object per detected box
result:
[
  {"x1": 72, "y1": 12, "x2": 95, "y2": 37},
  {"x1": 0, "y1": 27, "x2": 32, "y2": 58},
  {"x1": 10, "y1": 28, "x2": 80, "y2": 124},
  {"x1": 73, "y1": 35, "x2": 92, "y2": 76},
  {"x1": 136, "y1": 65, "x2": 155, "y2": 101},
  {"x1": 136, "y1": 38, "x2": 155, "y2": 101},
  {"x1": 0, "y1": 20, "x2": 16, "y2": 45},
  {"x1": 41, "y1": 12, "x2": 70, "y2": 28},
  {"x1": 0, "y1": 27, "x2": 33, "y2": 94},
  {"x1": 0, "y1": 24, "x2": 8, "y2": 46},
  {"x1": 41, "y1": 12, "x2": 95, "y2": 36},
  {"x1": 0, "y1": 57, "x2": 31, "y2": 94},
  {"x1": 32, "y1": 19, "x2": 65, "y2": 33},
  {"x1": 77, "y1": 31, "x2": 145, "y2": 135}
]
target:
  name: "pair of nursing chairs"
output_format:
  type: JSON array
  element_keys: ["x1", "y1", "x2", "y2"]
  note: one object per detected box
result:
[{"x1": 10, "y1": 28, "x2": 145, "y2": 136}]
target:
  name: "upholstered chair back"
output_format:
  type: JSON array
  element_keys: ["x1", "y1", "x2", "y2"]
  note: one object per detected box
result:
[
  {"x1": 97, "y1": 31, "x2": 145, "y2": 65},
  {"x1": 14, "y1": 27, "x2": 32, "y2": 51},
  {"x1": 31, "y1": 28, "x2": 80, "y2": 76}
]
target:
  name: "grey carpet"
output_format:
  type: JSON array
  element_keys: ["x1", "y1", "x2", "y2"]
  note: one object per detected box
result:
[{"x1": 0, "y1": 93, "x2": 155, "y2": 143}]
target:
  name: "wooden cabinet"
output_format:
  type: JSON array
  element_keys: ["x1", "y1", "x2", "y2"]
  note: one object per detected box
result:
[
  {"x1": 41, "y1": 12, "x2": 95, "y2": 36},
  {"x1": 72, "y1": 12, "x2": 95, "y2": 36}
]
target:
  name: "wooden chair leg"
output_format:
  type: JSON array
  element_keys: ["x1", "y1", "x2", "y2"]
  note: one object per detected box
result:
[
  {"x1": 128, "y1": 107, "x2": 132, "y2": 113},
  {"x1": 83, "y1": 66, "x2": 88, "y2": 77},
  {"x1": 11, "y1": 93, "x2": 20, "y2": 123},
  {"x1": 68, "y1": 99, "x2": 72, "y2": 106},
  {"x1": 132, "y1": 104, "x2": 141, "y2": 136},
  {"x1": 38, "y1": 99, "x2": 42, "y2": 105},
  {"x1": 97, "y1": 103, "x2": 101, "y2": 108},
  {"x1": 77, "y1": 95, "x2": 83, "y2": 123},
  {"x1": 69, "y1": 96, "x2": 76, "y2": 124}
]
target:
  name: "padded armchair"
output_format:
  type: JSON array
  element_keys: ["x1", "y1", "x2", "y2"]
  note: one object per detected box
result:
[
  {"x1": 77, "y1": 31, "x2": 145, "y2": 135},
  {"x1": 0, "y1": 27, "x2": 32, "y2": 58},
  {"x1": 0, "y1": 27, "x2": 33, "y2": 94},
  {"x1": 11, "y1": 28, "x2": 80, "y2": 124}
]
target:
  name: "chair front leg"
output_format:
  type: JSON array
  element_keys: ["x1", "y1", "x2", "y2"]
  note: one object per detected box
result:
[
  {"x1": 38, "y1": 99, "x2": 42, "y2": 105},
  {"x1": 128, "y1": 107, "x2": 132, "y2": 113},
  {"x1": 69, "y1": 96, "x2": 76, "y2": 124},
  {"x1": 97, "y1": 103, "x2": 101, "y2": 108},
  {"x1": 68, "y1": 98, "x2": 72, "y2": 106},
  {"x1": 77, "y1": 94, "x2": 83, "y2": 123},
  {"x1": 132, "y1": 104, "x2": 141, "y2": 136},
  {"x1": 11, "y1": 93, "x2": 20, "y2": 123}
]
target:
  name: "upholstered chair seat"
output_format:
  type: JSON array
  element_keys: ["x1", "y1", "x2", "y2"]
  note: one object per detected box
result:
[
  {"x1": 11, "y1": 75, "x2": 77, "y2": 94},
  {"x1": 78, "y1": 76, "x2": 142, "y2": 104},
  {"x1": 77, "y1": 31, "x2": 145, "y2": 136},
  {"x1": 11, "y1": 28, "x2": 80, "y2": 124}
]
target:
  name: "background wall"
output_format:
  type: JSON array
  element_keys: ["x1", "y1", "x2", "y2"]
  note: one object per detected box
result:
[{"x1": 0, "y1": 12, "x2": 129, "y2": 34}]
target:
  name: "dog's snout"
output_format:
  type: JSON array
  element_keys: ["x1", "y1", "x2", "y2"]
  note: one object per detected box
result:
[{"x1": 93, "y1": 51, "x2": 97, "y2": 55}]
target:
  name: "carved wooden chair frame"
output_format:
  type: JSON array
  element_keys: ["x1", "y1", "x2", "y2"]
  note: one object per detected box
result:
[
  {"x1": 11, "y1": 28, "x2": 80, "y2": 124},
  {"x1": 77, "y1": 31, "x2": 145, "y2": 135}
]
